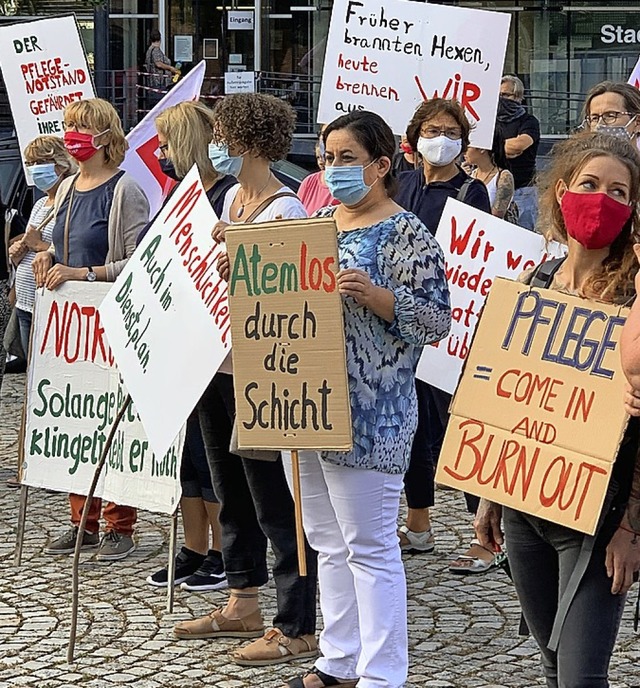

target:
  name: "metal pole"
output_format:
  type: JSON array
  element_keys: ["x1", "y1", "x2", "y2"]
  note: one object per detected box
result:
[
  {"x1": 254, "y1": 0, "x2": 261, "y2": 74},
  {"x1": 93, "y1": 0, "x2": 111, "y2": 99}
]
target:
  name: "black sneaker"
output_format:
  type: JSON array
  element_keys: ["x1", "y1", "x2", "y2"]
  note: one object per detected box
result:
[
  {"x1": 180, "y1": 549, "x2": 228, "y2": 591},
  {"x1": 146, "y1": 546, "x2": 205, "y2": 587},
  {"x1": 44, "y1": 526, "x2": 99, "y2": 555}
]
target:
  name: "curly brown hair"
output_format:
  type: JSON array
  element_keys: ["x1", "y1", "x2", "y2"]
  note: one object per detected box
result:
[
  {"x1": 537, "y1": 132, "x2": 640, "y2": 303},
  {"x1": 405, "y1": 98, "x2": 472, "y2": 154},
  {"x1": 211, "y1": 94, "x2": 296, "y2": 161}
]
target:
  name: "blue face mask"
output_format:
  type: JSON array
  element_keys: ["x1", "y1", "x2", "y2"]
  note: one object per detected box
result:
[
  {"x1": 30, "y1": 162, "x2": 60, "y2": 191},
  {"x1": 324, "y1": 161, "x2": 376, "y2": 206},
  {"x1": 208, "y1": 143, "x2": 244, "y2": 177}
]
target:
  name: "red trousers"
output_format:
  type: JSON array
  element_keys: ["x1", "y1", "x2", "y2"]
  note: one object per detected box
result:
[{"x1": 69, "y1": 494, "x2": 136, "y2": 536}]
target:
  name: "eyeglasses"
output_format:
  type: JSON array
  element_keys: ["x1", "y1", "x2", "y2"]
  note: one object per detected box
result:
[
  {"x1": 584, "y1": 111, "x2": 636, "y2": 126},
  {"x1": 158, "y1": 143, "x2": 169, "y2": 154},
  {"x1": 62, "y1": 121, "x2": 90, "y2": 131},
  {"x1": 420, "y1": 127, "x2": 462, "y2": 140},
  {"x1": 500, "y1": 91, "x2": 519, "y2": 101}
]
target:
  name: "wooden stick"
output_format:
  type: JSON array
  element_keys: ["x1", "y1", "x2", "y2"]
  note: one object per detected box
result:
[
  {"x1": 14, "y1": 485, "x2": 28, "y2": 567},
  {"x1": 67, "y1": 394, "x2": 132, "y2": 663},
  {"x1": 166, "y1": 511, "x2": 179, "y2": 613},
  {"x1": 290, "y1": 450, "x2": 307, "y2": 577}
]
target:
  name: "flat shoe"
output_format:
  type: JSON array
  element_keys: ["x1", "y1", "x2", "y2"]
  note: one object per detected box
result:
[
  {"x1": 398, "y1": 525, "x2": 435, "y2": 553},
  {"x1": 232, "y1": 627, "x2": 318, "y2": 667},
  {"x1": 284, "y1": 666, "x2": 358, "y2": 687},
  {"x1": 173, "y1": 607, "x2": 264, "y2": 639},
  {"x1": 449, "y1": 540, "x2": 496, "y2": 575}
]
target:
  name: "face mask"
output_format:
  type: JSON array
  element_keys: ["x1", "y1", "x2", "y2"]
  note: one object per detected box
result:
[
  {"x1": 159, "y1": 157, "x2": 181, "y2": 181},
  {"x1": 30, "y1": 163, "x2": 60, "y2": 191},
  {"x1": 417, "y1": 136, "x2": 462, "y2": 167},
  {"x1": 560, "y1": 189, "x2": 632, "y2": 250},
  {"x1": 63, "y1": 129, "x2": 109, "y2": 162},
  {"x1": 324, "y1": 161, "x2": 377, "y2": 206},
  {"x1": 595, "y1": 119, "x2": 636, "y2": 140},
  {"x1": 208, "y1": 143, "x2": 244, "y2": 177},
  {"x1": 400, "y1": 142, "x2": 413, "y2": 155}
]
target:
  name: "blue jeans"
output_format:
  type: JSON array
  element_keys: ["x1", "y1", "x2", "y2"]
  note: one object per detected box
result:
[
  {"x1": 16, "y1": 308, "x2": 32, "y2": 359},
  {"x1": 513, "y1": 186, "x2": 539, "y2": 232},
  {"x1": 503, "y1": 506, "x2": 626, "y2": 687}
]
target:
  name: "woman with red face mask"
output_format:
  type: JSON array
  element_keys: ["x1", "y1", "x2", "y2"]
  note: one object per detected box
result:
[
  {"x1": 475, "y1": 132, "x2": 640, "y2": 687},
  {"x1": 32, "y1": 98, "x2": 149, "y2": 561}
]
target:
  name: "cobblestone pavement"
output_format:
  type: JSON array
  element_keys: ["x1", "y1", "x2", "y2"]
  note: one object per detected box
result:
[{"x1": 1, "y1": 372, "x2": 639, "y2": 688}]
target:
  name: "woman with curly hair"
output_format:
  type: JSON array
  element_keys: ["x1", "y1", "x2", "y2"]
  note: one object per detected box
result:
[
  {"x1": 475, "y1": 132, "x2": 640, "y2": 687},
  {"x1": 173, "y1": 93, "x2": 319, "y2": 669}
]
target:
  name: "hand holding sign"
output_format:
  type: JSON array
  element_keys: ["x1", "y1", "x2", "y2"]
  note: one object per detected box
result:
[
  {"x1": 32, "y1": 250, "x2": 52, "y2": 287},
  {"x1": 212, "y1": 220, "x2": 230, "y2": 244}
]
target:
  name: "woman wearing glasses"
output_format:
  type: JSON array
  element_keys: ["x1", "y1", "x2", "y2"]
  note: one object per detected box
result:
[
  {"x1": 395, "y1": 99, "x2": 491, "y2": 572},
  {"x1": 581, "y1": 81, "x2": 640, "y2": 140}
]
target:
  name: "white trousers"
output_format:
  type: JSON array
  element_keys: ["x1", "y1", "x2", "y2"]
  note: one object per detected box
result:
[{"x1": 283, "y1": 451, "x2": 408, "y2": 688}]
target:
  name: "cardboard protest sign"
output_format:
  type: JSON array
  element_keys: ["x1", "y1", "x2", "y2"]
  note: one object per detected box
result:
[
  {"x1": 317, "y1": 0, "x2": 511, "y2": 147},
  {"x1": 418, "y1": 199, "x2": 565, "y2": 394},
  {"x1": 226, "y1": 218, "x2": 352, "y2": 451},
  {"x1": 99, "y1": 165, "x2": 230, "y2": 458},
  {"x1": 122, "y1": 61, "x2": 206, "y2": 218},
  {"x1": 0, "y1": 15, "x2": 95, "y2": 174},
  {"x1": 435, "y1": 278, "x2": 629, "y2": 535},
  {"x1": 22, "y1": 283, "x2": 183, "y2": 514}
]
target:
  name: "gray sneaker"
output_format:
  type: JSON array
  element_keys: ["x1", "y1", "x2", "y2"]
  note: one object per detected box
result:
[
  {"x1": 44, "y1": 527, "x2": 99, "y2": 555},
  {"x1": 97, "y1": 531, "x2": 135, "y2": 561}
]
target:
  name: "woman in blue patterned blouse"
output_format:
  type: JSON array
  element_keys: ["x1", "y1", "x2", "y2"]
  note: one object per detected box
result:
[{"x1": 284, "y1": 111, "x2": 451, "y2": 688}]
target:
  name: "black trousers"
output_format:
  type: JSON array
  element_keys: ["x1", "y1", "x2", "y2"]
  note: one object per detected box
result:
[{"x1": 197, "y1": 372, "x2": 317, "y2": 637}]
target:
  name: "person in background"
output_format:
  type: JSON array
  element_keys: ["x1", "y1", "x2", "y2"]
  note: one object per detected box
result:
[
  {"x1": 143, "y1": 101, "x2": 233, "y2": 591},
  {"x1": 465, "y1": 128, "x2": 516, "y2": 221},
  {"x1": 32, "y1": 98, "x2": 149, "y2": 561},
  {"x1": 392, "y1": 134, "x2": 417, "y2": 175},
  {"x1": 497, "y1": 75, "x2": 540, "y2": 231},
  {"x1": 297, "y1": 127, "x2": 338, "y2": 215},
  {"x1": 173, "y1": 93, "x2": 318, "y2": 670},
  {"x1": 581, "y1": 81, "x2": 640, "y2": 142},
  {"x1": 144, "y1": 30, "x2": 179, "y2": 108},
  {"x1": 477, "y1": 131, "x2": 640, "y2": 686},
  {"x1": 395, "y1": 98, "x2": 489, "y2": 557}
]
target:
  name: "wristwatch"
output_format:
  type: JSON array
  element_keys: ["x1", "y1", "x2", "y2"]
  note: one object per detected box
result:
[{"x1": 86, "y1": 267, "x2": 97, "y2": 282}]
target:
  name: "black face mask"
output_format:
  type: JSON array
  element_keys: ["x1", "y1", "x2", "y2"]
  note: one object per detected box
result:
[
  {"x1": 497, "y1": 96, "x2": 526, "y2": 123},
  {"x1": 159, "y1": 157, "x2": 181, "y2": 181}
]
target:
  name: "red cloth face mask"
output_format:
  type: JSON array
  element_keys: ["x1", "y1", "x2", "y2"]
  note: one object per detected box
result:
[
  {"x1": 560, "y1": 190, "x2": 632, "y2": 250},
  {"x1": 63, "y1": 130, "x2": 106, "y2": 162}
]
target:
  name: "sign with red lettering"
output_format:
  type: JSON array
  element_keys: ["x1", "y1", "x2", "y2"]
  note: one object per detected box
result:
[
  {"x1": 418, "y1": 199, "x2": 564, "y2": 394},
  {"x1": 317, "y1": 0, "x2": 511, "y2": 147},
  {"x1": 226, "y1": 218, "x2": 353, "y2": 450},
  {"x1": 0, "y1": 15, "x2": 95, "y2": 175},
  {"x1": 435, "y1": 278, "x2": 629, "y2": 535},
  {"x1": 99, "y1": 165, "x2": 230, "y2": 458},
  {"x1": 22, "y1": 283, "x2": 183, "y2": 514}
]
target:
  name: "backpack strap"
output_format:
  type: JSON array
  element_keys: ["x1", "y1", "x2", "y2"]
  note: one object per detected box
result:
[
  {"x1": 526, "y1": 257, "x2": 566, "y2": 288},
  {"x1": 455, "y1": 176, "x2": 474, "y2": 205},
  {"x1": 244, "y1": 191, "x2": 299, "y2": 223}
]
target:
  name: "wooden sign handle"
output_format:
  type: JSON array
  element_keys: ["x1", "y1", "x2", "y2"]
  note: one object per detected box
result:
[{"x1": 290, "y1": 450, "x2": 307, "y2": 577}]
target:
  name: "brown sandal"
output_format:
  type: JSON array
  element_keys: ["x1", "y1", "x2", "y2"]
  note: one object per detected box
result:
[{"x1": 231, "y1": 627, "x2": 318, "y2": 666}]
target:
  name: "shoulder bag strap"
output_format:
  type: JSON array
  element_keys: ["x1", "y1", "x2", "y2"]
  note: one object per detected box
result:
[
  {"x1": 62, "y1": 175, "x2": 79, "y2": 265},
  {"x1": 244, "y1": 191, "x2": 300, "y2": 224},
  {"x1": 527, "y1": 257, "x2": 566, "y2": 288}
]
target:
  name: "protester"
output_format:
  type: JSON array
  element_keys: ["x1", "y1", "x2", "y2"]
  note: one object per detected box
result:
[
  {"x1": 392, "y1": 135, "x2": 417, "y2": 175},
  {"x1": 581, "y1": 81, "x2": 640, "y2": 141},
  {"x1": 297, "y1": 128, "x2": 338, "y2": 215},
  {"x1": 173, "y1": 93, "x2": 319, "y2": 669},
  {"x1": 32, "y1": 98, "x2": 149, "y2": 561},
  {"x1": 395, "y1": 98, "x2": 490, "y2": 557},
  {"x1": 144, "y1": 100, "x2": 232, "y2": 590},
  {"x1": 476, "y1": 132, "x2": 640, "y2": 686},
  {"x1": 497, "y1": 75, "x2": 540, "y2": 231},
  {"x1": 10, "y1": 136, "x2": 76, "y2": 355},
  {"x1": 465, "y1": 128, "x2": 516, "y2": 221},
  {"x1": 278, "y1": 110, "x2": 451, "y2": 688}
]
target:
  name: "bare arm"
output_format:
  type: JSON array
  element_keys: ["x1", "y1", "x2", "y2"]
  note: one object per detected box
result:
[
  {"x1": 492, "y1": 170, "x2": 515, "y2": 219},
  {"x1": 505, "y1": 134, "x2": 534, "y2": 158}
]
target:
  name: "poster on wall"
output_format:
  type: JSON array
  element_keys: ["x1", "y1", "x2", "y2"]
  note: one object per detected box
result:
[
  {"x1": 0, "y1": 15, "x2": 95, "y2": 174},
  {"x1": 225, "y1": 218, "x2": 353, "y2": 451},
  {"x1": 435, "y1": 278, "x2": 629, "y2": 535},
  {"x1": 317, "y1": 0, "x2": 511, "y2": 147}
]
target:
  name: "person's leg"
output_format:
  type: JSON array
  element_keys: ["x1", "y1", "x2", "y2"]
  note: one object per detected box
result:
[
  {"x1": 513, "y1": 186, "x2": 538, "y2": 232},
  {"x1": 45, "y1": 494, "x2": 101, "y2": 553},
  {"x1": 15, "y1": 308, "x2": 32, "y2": 361},
  {"x1": 0, "y1": 282, "x2": 10, "y2": 396},
  {"x1": 180, "y1": 497, "x2": 209, "y2": 553},
  {"x1": 70, "y1": 494, "x2": 101, "y2": 534},
  {"x1": 98, "y1": 503, "x2": 137, "y2": 560}
]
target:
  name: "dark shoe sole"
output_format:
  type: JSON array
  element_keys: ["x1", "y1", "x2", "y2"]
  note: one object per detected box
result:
[
  {"x1": 96, "y1": 544, "x2": 136, "y2": 562},
  {"x1": 173, "y1": 627, "x2": 265, "y2": 640},
  {"x1": 232, "y1": 648, "x2": 319, "y2": 667},
  {"x1": 44, "y1": 542, "x2": 99, "y2": 555},
  {"x1": 180, "y1": 579, "x2": 229, "y2": 592}
]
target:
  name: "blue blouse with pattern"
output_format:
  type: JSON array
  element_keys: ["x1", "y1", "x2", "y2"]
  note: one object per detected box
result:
[{"x1": 315, "y1": 208, "x2": 451, "y2": 474}]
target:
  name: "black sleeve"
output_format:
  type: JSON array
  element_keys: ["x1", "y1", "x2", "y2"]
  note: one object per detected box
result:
[
  {"x1": 518, "y1": 115, "x2": 540, "y2": 143},
  {"x1": 465, "y1": 180, "x2": 492, "y2": 214},
  {"x1": 9, "y1": 210, "x2": 26, "y2": 239}
]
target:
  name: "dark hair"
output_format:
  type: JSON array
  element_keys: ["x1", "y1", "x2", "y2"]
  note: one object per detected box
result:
[
  {"x1": 322, "y1": 110, "x2": 397, "y2": 195},
  {"x1": 405, "y1": 98, "x2": 472, "y2": 154},
  {"x1": 150, "y1": 30, "x2": 161, "y2": 43},
  {"x1": 582, "y1": 81, "x2": 640, "y2": 122}
]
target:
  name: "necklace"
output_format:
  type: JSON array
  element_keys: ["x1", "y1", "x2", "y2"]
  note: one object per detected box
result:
[
  {"x1": 475, "y1": 165, "x2": 497, "y2": 185},
  {"x1": 237, "y1": 173, "x2": 273, "y2": 218}
]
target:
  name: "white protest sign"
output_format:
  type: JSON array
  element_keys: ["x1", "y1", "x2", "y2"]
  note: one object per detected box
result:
[
  {"x1": 23, "y1": 283, "x2": 183, "y2": 515},
  {"x1": 318, "y1": 0, "x2": 511, "y2": 147},
  {"x1": 225, "y1": 71, "x2": 255, "y2": 94},
  {"x1": 0, "y1": 15, "x2": 95, "y2": 173},
  {"x1": 417, "y1": 199, "x2": 565, "y2": 394},
  {"x1": 121, "y1": 61, "x2": 206, "y2": 218},
  {"x1": 99, "y1": 165, "x2": 230, "y2": 458},
  {"x1": 629, "y1": 56, "x2": 640, "y2": 89}
]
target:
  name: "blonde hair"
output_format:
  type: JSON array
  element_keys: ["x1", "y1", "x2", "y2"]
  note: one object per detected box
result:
[
  {"x1": 155, "y1": 101, "x2": 219, "y2": 183},
  {"x1": 538, "y1": 132, "x2": 640, "y2": 302},
  {"x1": 24, "y1": 135, "x2": 77, "y2": 176},
  {"x1": 63, "y1": 98, "x2": 127, "y2": 167}
]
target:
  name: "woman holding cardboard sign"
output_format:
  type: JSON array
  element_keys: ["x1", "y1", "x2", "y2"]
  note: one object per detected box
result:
[
  {"x1": 476, "y1": 132, "x2": 640, "y2": 687},
  {"x1": 279, "y1": 110, "x2": 451, "y2": 688}
]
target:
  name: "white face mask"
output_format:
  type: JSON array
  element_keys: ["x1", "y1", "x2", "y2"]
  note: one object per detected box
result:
[{"x1": 417, "y1": 135, "x2": 462, "y2": 167}]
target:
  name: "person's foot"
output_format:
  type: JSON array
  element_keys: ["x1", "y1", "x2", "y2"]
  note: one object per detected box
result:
[
  {"x1": 231, "y1": 628, "x2": 318, "y2": 666},
  {"x1": 96, "y1": 531, "x2": 135, "y2": 561},
  {"x1": 173, "y1": 607, "x2": 265, "y2": 639},
  {"x1": 180, "y1": 549, "x2": 228, "y2": 591},
  {"x1": 448, "y1": 539, "x2": 496, "y2": 575},
  {"x1": 398, "y1": 525, "x2": 435, "y2": 553},
  {"x1": 44, "y1": 526, "x2": 99, "y2": 555},
  {"x1": 6, "y1": 475, "x2": 20, "y2": 489},
  {"x1": 283, "y1": 667, "x2": 358, "y2": 688},
  {"x1": 146, "y1": 546, "x2": 205, "y2": 587}
]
